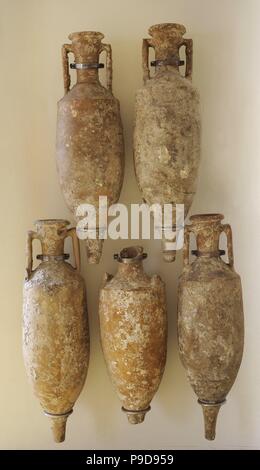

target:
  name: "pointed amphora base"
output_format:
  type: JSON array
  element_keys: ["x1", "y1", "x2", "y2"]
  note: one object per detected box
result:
[
  {"x1": 85, "y1": 238, "x2": 104, "y2": 264},
  {"x1": 162, "y1": 248, "x2": 176, "y2": 263},
  {"x1": 45, "y1": 410, "x2": 73, "y2": 443},
  {"x1": 199, "y1": 399, "x2": 226, "y2": 440},
  {"x1": 122, "y1": 406, "x2": 151, "y2": 424},
  {"x1": 161, "y1": 225, "x2": 179, "y2": 262},
  {"x1": 75, "y1": 224, "x2": 104, "y2": 263}
]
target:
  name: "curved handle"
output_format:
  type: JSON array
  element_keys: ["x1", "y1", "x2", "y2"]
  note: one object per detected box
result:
[
  {"x1": 183, "y1": 225, "x2": 191, "y2": 266},
  {"x1": 180, "y1": 38, "x2": 193, "y2": 79},
  {"x1": 66, "y1": 228, "x2": 81, "y2": 272},
  {"x1": 142, "y1": 38, "x2": 154, "y2": 83},
  {"x1": 62, "y1": 44, "x2": 74, "y2": 94},
  {"x1": 221, "y1": 224, "x2": 234, "y2": 267},
  {"x1": 25, "y1": 230, "x2": 40, "y2": 280},
  {"x1": 100, "y1": 43, "x2": 112, "y2": 91}
]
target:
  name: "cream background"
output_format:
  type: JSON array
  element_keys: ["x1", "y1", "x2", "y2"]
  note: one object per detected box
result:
[{"x1": 0, "y1": 0, "x2": 259, "y2": 450}]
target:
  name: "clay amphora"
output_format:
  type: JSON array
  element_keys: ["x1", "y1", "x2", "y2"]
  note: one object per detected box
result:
[
  {"x1": 56, "y1": 32, "x2": 124, "y2": 263},
  {"x1": 178, "y1": 214, "x2": 244, "y2": 440},
  {"x1": 134, "y1": 24, "x2": 200, "y2": 262},
  {"x1": 23, "y1": 219, "x2": 89, "y2": 442},
  {"x1": 99, "y1": 246, "x2": 167, "y2": 424}
]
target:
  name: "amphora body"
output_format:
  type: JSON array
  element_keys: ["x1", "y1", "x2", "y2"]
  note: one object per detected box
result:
[
  {"x1": 23, "y1": 219, "x2": 89, "y2": 442},
  {"x1": 178, "y1": 214, "x2": 244, "y2": 439},
  {"x1": 99, "y1": 247, "x2": 167, "y2": 423}
]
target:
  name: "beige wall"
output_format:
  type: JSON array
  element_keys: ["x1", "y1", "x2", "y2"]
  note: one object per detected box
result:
[{"x1": 0, "y1": 0, "x2": 259, "y2": 449}]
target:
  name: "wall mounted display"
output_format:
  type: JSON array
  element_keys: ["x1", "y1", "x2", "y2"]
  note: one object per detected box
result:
[
  {"x1": 23, "y1": 219, "x2": 89, "y2": 442},
  {"x1": 178, "y1": 214, "x2": 244, "y2": 440},
  {"x1": 56, "y1": 31, "x2": 124, "y2": 263},
  {"x1": 134, "y1": 23, "x2": 201, "y2": 262},
  {"x1": 99, "y1": 246, "x2": 167, "y2": 424}
]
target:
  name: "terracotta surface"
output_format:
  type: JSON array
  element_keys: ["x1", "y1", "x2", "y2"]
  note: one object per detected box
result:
[
  {"x1": 134, "y1": 24, "x2": 200, "y2": 262},
  {"x1": 23, "y1": 219, "x2": 89, "y2": 442},
  {"x1": 178, "y1": 214, "x2": 244, "y2": 440},
  {"x1": 56, "y1": 32, "x2": 124, "y2": 263},
  {"x1": 99, "y1": 246, "x2": 167, "y2": 424}
]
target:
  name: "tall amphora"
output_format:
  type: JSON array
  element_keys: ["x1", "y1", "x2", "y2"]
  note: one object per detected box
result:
[
  {"x1": 56, "y1": 32, "x2": 124, "y2": 263},
  {"x1": 23, "y1": 219, "x2": 89, "y2": 442},
  {"x1": 134, "y1": 24, "x2": 200, "y2": 261},
  {"x1": 178, "y1": 214, "x2": 244, "y2": 439}
]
